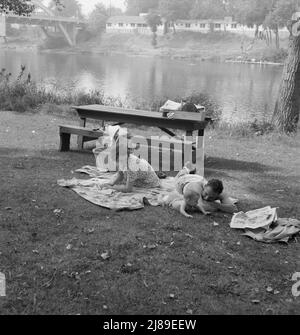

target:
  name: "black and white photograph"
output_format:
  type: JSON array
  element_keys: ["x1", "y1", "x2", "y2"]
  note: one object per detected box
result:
[{"x1": 0, "y1": 0, "x2": 299, "y2": 318}]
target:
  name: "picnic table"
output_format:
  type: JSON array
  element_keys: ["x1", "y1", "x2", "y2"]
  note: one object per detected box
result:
[{"x1": 66, "y1": 104, "x2": 211, "y2": 176}]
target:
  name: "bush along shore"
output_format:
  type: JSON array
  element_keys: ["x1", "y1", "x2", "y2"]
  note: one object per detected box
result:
[{"x1": 1, "y1": 67, "x2": 299, "y2": 138}]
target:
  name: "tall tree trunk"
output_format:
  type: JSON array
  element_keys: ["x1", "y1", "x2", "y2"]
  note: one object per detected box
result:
[
  {"x1": 273, "y1": 33, "x2": 300, "y2": 133},
  {"x1": 275, "y1": 26, "x2": 280, "y2": 49},
  {"x1": 264, "y1": 29, "x2": 270, "y2": 46},
  {"x1": 163, "y1": 21, "x2": 168, "y2": 35},
  {"x1": 151, "y1": 31, "x2": 157, "y2": 48},
  {"x1": 269, "y1": 29, "x2": 273, "y2": 45},
  {"x1": 172, "y1": 22, "x2": 176, "y2": 34},
  {"x1": 255, "y1": 25, "x2": 259, "y2": 39}
]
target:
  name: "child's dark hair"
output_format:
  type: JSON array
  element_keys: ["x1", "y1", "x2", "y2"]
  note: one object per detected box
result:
[
  {"x1": 207, "y1": 179, "x2": 224, "y2": 194},
  {"x1": 182, "y1": 102, "x2": 198, "y2": 113}
]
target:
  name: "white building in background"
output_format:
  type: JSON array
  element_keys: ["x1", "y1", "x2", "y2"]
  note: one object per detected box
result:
[
  {"x1": 106, "y1": 16, "x2": 151, "y2": 34},
  {"x1": 106, "y1": 15, "x2": 290, "y2": 38}
]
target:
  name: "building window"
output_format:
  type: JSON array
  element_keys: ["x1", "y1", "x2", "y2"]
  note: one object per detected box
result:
[
  {"x1": 142, "y1": 24, "x2": 147, "y2": 27},
  {"x1": 118, "y1": 23, "x2": 123, "y2": 27},
  {"x1": 137, "y1": 23, "x2": 142, "y2": 27},
  {"x1": 200, "y1": 23, "x2": 206, "y2": 28},
  {"x1": 231, "y1": 24, "x2": 237, "y2": 29},
  {"x1": 131, "y1": 23, "x2": 135, "y2": 27},
  {"x1": 107, "y1": 23, "x2": 112, "y2": 27},
  {"x1": 215, "y1": 23, "x2": 221, "y2": 28},
  {"x1": 185, "y1": 23, "x2": 191, "y2": 28}
]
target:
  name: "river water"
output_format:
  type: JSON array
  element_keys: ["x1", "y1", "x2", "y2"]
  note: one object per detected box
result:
[{"x1": 0, "y1": 50, "x2": 284, "y2": 123}]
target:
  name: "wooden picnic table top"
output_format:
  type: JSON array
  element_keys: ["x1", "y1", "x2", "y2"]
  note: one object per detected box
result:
[{"x1": 73, "y1": 104, "x2": 211, "y2": 131}]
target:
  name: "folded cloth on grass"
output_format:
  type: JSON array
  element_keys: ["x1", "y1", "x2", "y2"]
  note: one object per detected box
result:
[
  {"x1": 230, "y1": 207, "x2": 300, "y2": 243},
  {"x1": 243, "y1": 219, "x2": 300, "y2": 243},
  {"x1": 58, "y1": 166, "x2": 176, "y2": 211}
]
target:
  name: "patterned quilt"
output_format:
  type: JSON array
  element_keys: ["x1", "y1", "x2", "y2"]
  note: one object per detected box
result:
[{"x1": 58, "y1": 166, "x2": 176, "y2": 211}]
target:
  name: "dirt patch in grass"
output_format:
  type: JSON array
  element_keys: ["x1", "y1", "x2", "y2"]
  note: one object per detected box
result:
[{"x1": 0, "y1": 111, "x2": 299, "y2": 315}]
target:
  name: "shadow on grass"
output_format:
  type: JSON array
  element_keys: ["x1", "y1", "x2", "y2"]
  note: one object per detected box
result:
[
  {"x1": 206, "y1": 156, "x2": 275, "y2": 174},
  {"x1": 204, "y1": 156, "x2": 299, "y2": 217},
  {"x1": 245, "y1": 173, "x2": 300, "y2": 216}
]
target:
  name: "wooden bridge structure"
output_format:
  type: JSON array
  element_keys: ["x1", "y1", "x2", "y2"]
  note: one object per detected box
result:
[{"x1": 0, "y1": 0, "x2": 85, "y2": 46}]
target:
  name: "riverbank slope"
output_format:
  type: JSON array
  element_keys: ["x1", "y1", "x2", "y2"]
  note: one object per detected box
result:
[{"x1": 2, "y1": 31, "x2": 289, "y2": 63}]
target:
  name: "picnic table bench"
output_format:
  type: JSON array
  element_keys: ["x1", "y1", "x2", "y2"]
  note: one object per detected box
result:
[{"x1": 60, "y1": 104, "x2": 211, "y2": 176}]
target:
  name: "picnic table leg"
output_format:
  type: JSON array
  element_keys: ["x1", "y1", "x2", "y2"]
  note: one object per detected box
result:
[
  {"x1": 77, "y1": 117, "x2": 86, "y2": 150},
  {"x1": 196, "y1": 129, "x2": 205, "y2": 177},
  {"x1": 184, "y1": 130, "x2": 193, "y2": 168}
]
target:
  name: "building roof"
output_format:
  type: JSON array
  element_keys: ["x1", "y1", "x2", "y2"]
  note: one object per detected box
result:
[
  {"x1": 107, "y1": 16, "x2": 146, "y2": 24},
  {"x1": 176, "y1": 19, "x2": 237, "y2": 24},
  {"x1": 176, "y1": 19, "x2": 210, "y2": 24}
]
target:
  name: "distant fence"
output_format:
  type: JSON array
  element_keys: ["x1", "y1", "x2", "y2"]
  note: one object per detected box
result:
[{"x1": 106, "y1": 24, "x2": 290, "y2": 39}]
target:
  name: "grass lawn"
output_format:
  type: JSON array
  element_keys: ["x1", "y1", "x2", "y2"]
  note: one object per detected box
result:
[{"x1": 0, "y1": 110, "x2": 299, "y2": 315}]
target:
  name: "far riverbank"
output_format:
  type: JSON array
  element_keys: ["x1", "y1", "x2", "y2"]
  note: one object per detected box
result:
[{"x1": 1, "y1": 31, "x2": 289, "y2": 64}]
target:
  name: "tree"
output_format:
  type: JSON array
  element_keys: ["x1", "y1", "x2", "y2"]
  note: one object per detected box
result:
[
  {"x1": 264, "y1": 0, "x2": 298, "y2": 48},
  {"x1": 125, "y1": 0, "x2": 159, "y2": 16},
  {"x1": 106, "y1": 6, "x2": 123, "y2": 17},
  {"x1": 190, "y1": 0, "x2": 227, "y2": 20},
  {"x1": 87, "y1": 3, "x2": 122, "y2": 36},
  {"x1": 87, "y1": 3, "x2": 107, "y2": 36},
  {"x1": 158, "y1": 0, "x2": 193, "y2": 34},
  {"x1": 145, "y1": 11, "x2": 161, "y2": 47},
  {"x1": 49, "y1": 0, "x2": 82, "y2": 18},
  {"x1": 0, "y1": 0, "x2": 34, "y2": 15},
  {"x1": 228, "y1": 0, "x2": 273, "y2": 37},
  {"x1": 273, "y1": 9, "x2": 300, "y2": 133},
  {"x1": 0, "y1": 0, "x2": 35, "y2": 15},
  {"x1": 0, "y1": 0, "x2": 61, "y2": 15}
]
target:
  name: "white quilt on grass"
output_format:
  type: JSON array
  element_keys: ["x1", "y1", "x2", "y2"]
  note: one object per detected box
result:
[{"x1": 58, "y1": 166, "x2": 176, "y2": 211}]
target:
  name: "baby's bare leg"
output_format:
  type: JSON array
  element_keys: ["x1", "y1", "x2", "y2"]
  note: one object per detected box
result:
[{"x1": 177, "y1": 200, "x2": 193, "y2": 218}]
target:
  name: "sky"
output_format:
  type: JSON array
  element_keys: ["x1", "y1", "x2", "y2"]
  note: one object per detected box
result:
[
  {"x1": 43, "y1": 0, "x2": 126, "y2": 15},
  {"x1": 77, "y1": 0, "x2": 126, "y2": 15}
]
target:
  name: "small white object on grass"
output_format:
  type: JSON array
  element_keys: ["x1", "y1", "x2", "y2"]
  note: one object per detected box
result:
[
  {"x1": 101, "y1": 252, "x2": 110, "y2": 260},
  {"x1": 0, "y1": 273, "x2": 6, "y2": 297},
  {"x1": 251, "y1": 300, "x2": 260, "y2": 304}
]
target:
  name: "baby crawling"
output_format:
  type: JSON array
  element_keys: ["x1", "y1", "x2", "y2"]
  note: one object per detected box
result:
[
  {"x1": 159, "y1": 185, "x2": 209, "y2": 218},
  {"x1": 159, "y1": 162, "x2": 225, "y2": 218}
]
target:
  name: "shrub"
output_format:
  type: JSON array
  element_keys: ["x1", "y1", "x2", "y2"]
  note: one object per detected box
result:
[
  {"x1": 209, "y1": 119, "x2": 276, "y2": 138},
  {"x1": 41, "y1": 36, "x2": 69, "y2": 50},
  {"x1": 0, "y1": 66, "x2": 108, "y2": 112}
]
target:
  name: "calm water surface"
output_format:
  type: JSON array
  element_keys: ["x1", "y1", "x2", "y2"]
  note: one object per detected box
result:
[{"x1": 0, "y1": 50, "x2": 284, "y2": 123}]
